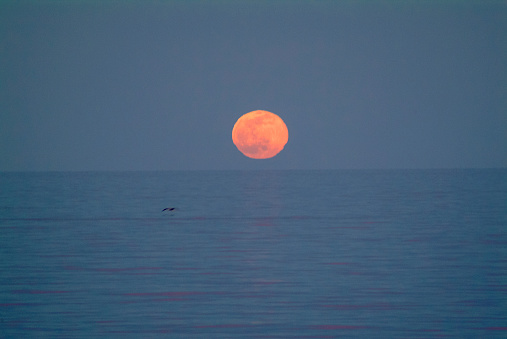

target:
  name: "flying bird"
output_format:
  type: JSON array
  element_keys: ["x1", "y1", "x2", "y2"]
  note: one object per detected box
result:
[{"x1": 162, "y1": 207, "x2": 176, "y2": 212}]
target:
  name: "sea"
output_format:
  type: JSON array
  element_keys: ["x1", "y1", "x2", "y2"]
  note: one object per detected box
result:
[{"x1": 0, "y1": 169, "x2": 506, "y2": 338}]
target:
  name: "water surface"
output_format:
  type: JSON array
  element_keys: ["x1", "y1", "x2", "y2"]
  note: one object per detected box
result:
[{"x1": 1, "y1": 170, "x2": 506, "y2": 337}]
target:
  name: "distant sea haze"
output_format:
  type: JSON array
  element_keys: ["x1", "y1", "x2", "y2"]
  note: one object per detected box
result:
[{"x1": 0, "y1": 169, "x2": 506, "y2": 337}]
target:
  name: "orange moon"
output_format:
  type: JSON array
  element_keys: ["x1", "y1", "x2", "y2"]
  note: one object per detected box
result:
[{"x1": 232, "y1": 110, "x2": 289, "y2": 159}]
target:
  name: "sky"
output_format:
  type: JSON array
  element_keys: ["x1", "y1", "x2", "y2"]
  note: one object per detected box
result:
[{"x1": 1, "y1": 0, "x2": 506, "y2": 171}]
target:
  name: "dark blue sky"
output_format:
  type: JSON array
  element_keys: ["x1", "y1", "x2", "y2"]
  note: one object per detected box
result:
[{"x1": 1, "y1": 1, "x2": 506, "y2": 170}]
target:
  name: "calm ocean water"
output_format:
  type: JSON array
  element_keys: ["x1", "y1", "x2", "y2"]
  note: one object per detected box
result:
[{"x1": 0, "y1": 170, "x2": 506, "y2": 338}]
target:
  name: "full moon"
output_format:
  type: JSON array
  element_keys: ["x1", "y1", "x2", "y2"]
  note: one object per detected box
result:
[{"x1": 232, "y1": 110, "x2": 289, "y2": 159}]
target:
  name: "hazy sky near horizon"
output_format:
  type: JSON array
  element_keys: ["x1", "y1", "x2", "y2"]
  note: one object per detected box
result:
[{"x1": 1, "y1": 1, "x2": 506, "y2": 171}]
